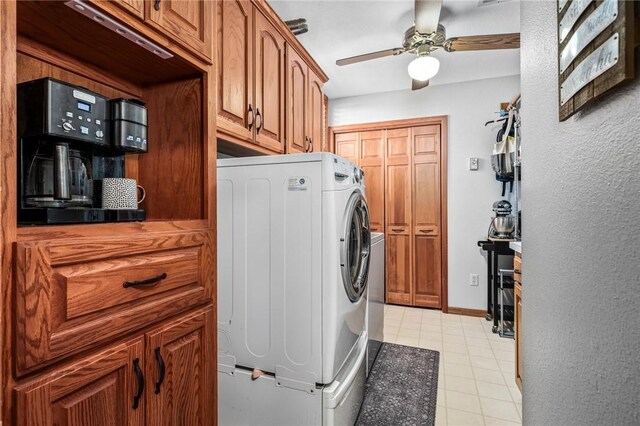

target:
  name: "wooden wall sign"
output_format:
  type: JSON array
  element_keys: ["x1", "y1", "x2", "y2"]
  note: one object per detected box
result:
[{"x1": 557, "y1": 0, "x2": 639, "y2": 121}]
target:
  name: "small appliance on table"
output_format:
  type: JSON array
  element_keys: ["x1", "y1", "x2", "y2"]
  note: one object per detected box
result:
[
  {"x1": 17, "y1": 77, "x2": 147, "y2": 225},
  {"x1": 489, "y1": 199, "x2": 515, "y2": 239}
]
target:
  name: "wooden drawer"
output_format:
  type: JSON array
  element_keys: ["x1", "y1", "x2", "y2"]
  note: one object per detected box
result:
[{"x1": 14, "y1": 230, "x2": 212, "y2": 376}]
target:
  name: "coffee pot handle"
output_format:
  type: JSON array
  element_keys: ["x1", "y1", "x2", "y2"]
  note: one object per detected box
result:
[{"x1": 53, "y1": 143, "x2": 71, "y2": 200}]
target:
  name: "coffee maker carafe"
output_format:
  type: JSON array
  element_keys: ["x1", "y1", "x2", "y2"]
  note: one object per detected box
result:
[
  {"x1": 18, "y1": 77, "x2": 146, "y2": 225},
  {"x1": 25, "y1": 143, "x2": 93, "y2": 208}
]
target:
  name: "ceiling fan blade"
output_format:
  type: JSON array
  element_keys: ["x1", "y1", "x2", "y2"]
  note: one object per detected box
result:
[
  {"x1": 336, "y1": 48, "x2": 405, "y2": 66},
  {"x1": 444, "y1": 33, "x2": 520, "y2": 52},
  {"x1": 412, "y1": 79, "x2": 430, "y2": 91},
  {"x1": 415, "y1": 0, "x2": 442, "y2": 34}
]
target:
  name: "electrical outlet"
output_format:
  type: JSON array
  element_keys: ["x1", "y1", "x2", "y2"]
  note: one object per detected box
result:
[
  {"x1": 470, "y1": 273, "x2": 479, "y2": 286},
  {"x1": 469, "y1": 157, "x2": 479, "y2": 171}
]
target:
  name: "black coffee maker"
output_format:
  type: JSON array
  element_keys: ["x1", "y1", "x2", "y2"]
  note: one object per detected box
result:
[{"x1": 18, "y1": 78, "x2": 146, "y2": 224}]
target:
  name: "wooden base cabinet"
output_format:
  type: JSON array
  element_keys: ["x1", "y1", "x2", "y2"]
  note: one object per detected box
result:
[
  {"x1": 146, "y1": 306, "x2": 215, "y2": 425},
  {"x1": 15, "y1": 337, "x2": 146, "y2": 426},
  {"x1": 514, "y1": 256, "x2": 523, "y2": 391},
  {"x1": 15, "y1": 306, "x2": 215, "y2": 426}
]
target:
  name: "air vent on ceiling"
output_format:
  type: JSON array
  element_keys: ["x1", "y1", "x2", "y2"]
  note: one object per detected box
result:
[
  {"x1": 477, "y1": 0, "x2": 511, "y2": 6},
  {"x1": 285, "y1": 18, "x2": 308, "y2": 36}
]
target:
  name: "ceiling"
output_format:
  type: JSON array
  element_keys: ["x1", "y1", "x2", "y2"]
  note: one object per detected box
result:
[{"x1": 269, "y1": 0, "x2": 521, "y2": 99}]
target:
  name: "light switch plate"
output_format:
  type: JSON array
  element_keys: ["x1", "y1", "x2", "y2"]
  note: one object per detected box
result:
[{"x1": 469, "y1": 157, "x2": 479, "y2": 171}]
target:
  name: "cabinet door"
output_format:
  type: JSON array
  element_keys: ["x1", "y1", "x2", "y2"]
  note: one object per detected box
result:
[
  {"x1": 359, "y1": 130, "x2": 385, "y2": 232},
  {"x1": 216, "y1": 0, "x2": 254, "y2": 143},
  {"x1": 286, "y1": 45, "x2": 308, "y2": 153},
  {"x1": 385, "y1": 128, "x2": 412, "y2": 305},
  {"x1": 112, "y1": 0, "x2": 144, "y2": 19},
  {"x1": 15, "y1": 338, "x2": 144, "y2": 426},
  {"x1": 147, "y1": 0, "x2": 213, "y2": 61},
  {"x1": 146, "y1": 306, "x2": 215, "y2": 426},
  {"x1": 334, "y1": 132, "x2": 358, "y2": 165},
  {"x1": 515, "y1": 282, "x2": 523, "y2": 391},
  {"x1": 254, "y1": 9, "x2": 285, "y2": 153},
  {"x1": 323, "y1": 95, "x2": 329, "y2": 152},
  {"x1": 307, "y1": 70, "x2": 324, "y2": 152},
  {"x1": 412, "y1": 125, "x2": 442, "y2": 308}
]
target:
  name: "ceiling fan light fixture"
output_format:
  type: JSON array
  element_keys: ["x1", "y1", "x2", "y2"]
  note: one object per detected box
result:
[{"x1": 407, "y1": 55, "x2": 440, "y2": 81}]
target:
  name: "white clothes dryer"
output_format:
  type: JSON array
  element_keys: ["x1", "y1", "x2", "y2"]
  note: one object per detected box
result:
[{"x1": 217, "y1": 153, "x2": 371, "y2": 425}]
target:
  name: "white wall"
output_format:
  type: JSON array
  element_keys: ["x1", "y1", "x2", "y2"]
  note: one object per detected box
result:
[
  {"x1": 521, "y1": 1, "x2": 640, "y2": 424},
  {"x1": 330, "y1": 75, "x2": 521, "y2": 310}
]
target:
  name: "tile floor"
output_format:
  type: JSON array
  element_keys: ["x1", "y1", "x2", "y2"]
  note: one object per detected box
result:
[{"x1": 383, "y1": 304, "x2": 522, "y2": 426}]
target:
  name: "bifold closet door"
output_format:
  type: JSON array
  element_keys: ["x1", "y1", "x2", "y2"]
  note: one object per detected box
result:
[
  {"x1": 412, "y1": 125, "x2": 442, "y2": 308},
  {"x1": 335, "y1": 132, "x2": 359, "y2": 165},
  {"x1": 385, "y1": 128, "x2": 412, "y2": 305},
  {"x1": 359, "y1": 130, "x2": 385, "y2": 232}
]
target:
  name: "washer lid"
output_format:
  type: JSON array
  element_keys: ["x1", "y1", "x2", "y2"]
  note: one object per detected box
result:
[{"x1": 340, "y1": 192, "x2": 371, "y2": 303}]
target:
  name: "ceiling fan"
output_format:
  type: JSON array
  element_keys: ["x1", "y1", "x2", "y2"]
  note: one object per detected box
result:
[{"x1": 335, "y1": 0, "x2": 520, "y2": 90}]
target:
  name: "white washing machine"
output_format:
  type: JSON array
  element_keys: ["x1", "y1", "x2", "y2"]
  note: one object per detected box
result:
[{"x1": 217, "y1": 153, "x2": 371, "y2": 425}]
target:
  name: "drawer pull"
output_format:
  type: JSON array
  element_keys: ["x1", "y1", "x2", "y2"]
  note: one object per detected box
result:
[
  {"x1": 419, "y1": 229, "x2": 434, "y2": 233},
  {"x1": 123, "y1": 273, "x2": 168, "y2": 288},
  {"x1": 154, "y1": 347, "x2": 166, "y2": 394},
  {"x1": 132, "y1": 358, "x2": 144, "y2": 409},
  {"x1": 391, "y1": 228, "x2": 404, "y2": 232},
  {"x1": 154, "y1": 0, "x2": 161, "y2": 11}
]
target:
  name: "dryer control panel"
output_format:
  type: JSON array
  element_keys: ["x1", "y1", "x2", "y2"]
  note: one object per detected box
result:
[{"x1": 332, "y1": 157, "x2": 364, "y2": 186}]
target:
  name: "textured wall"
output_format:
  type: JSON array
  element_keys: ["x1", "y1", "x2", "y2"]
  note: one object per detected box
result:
[
  {"x1": 520, "y1": 1, "x2": 640, "y2": 424},
  {"x1": 330, "y1": 75, "x2": 521, "y2": 311}
]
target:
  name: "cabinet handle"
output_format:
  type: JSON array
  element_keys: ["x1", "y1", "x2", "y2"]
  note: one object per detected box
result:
[
  {"x1": 132, "y1": 358, "x2": 144, "y2": 410},
  {"x1": 391, "y1": 228, "x2": 404, "y2": 232},
  {"x1": 123, "y1": 273, "x2": 167, "y2": 288},
  {"x1": 154, "y1": 0, "x2": 161, "y2": 11},
  {"x1": 419, "y1": 229, "x2": 434, "y2": 233},
  {"x1": 154, "y1": 347, "x2": 166, "y2": 394},
  {"x1": 309, "y1": 138, "x2": 313, "y2": 152},
  {"x1": 256, "y1": 108, "x2": 263, "y2": 134},
  {"x1": 247, "y1": 104, "x2": 255, "y2": 131}
]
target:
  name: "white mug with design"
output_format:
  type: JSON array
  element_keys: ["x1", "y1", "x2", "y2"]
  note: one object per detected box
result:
[{"x1": 102, "y1": 178, "x2": 145, "y2": 210}]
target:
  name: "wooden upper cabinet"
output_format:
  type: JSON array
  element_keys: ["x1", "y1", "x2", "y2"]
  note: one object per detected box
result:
[
  {"x1": 15, "y1": 338, "x2": 145, "y2": 426},
  {"x1": 359, "y1": 131, "x2": 385, "y2": 232},
  {"x1": 335, "y1": 132, "x2": 358, "y2": 165},
  {"x1": 147, "y1": 0, "x2": 213, "y2": 61},
  {"x1": 286, "y1": 45, "x2": 308, "y2": 154},
  {"x1": 146, "y1": 306, "x2": 215, "y2": 426},
  {"x1": 307, "y1": 70, "x2": 324, "y2": 152},
  {"x1": 217, "y1": 0, "x2": 253, "y2": 142},
  {"x1": 111, "y1": 0, "x2": 145, "y2": 19},
  {"x1": 254, "y1": 9, "x2": 285, "y2": 153}
]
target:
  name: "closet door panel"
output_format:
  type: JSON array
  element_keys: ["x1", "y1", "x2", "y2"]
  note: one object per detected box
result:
[
  {"x1": 359, "y1": 131, "x2": 384, "y2": 232},
  {"x1": 334, "y1": 132, "x2": 358, "y2": 165},
  {"x1": 385, "y1": 234, "x2": 411, "y2": 305},
  {"x1": 412, "y1": 125, "x2": 442, "y2": 308}
]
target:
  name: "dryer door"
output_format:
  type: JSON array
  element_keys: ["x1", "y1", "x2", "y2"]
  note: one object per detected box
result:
[{"x1": 341, "y1": 191, "x2": 371, "y2": 303}]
